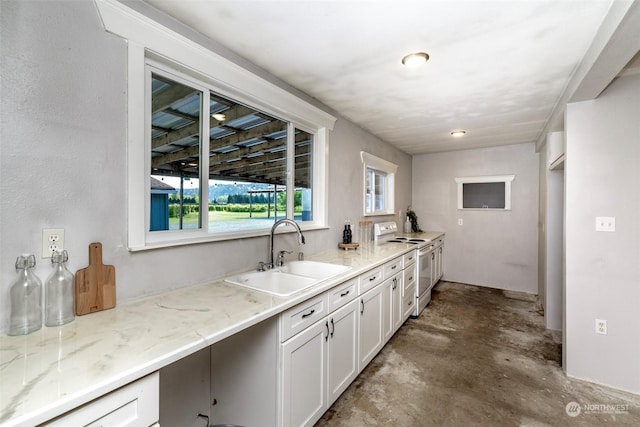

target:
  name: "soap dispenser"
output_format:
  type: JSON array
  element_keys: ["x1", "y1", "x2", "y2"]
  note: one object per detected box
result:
[{"x1": 343, "y1": 221, "x2": 352, "y2": 244}]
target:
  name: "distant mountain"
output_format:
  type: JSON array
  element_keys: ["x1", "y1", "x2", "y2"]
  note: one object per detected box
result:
[{"x1": 182, "y1": 182, "x2": 279, "y2": 202}]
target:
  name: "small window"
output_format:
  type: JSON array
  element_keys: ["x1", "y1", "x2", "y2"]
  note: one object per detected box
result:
[
  {"x1": 361, "y1": 152, "x2": 397, "y2": 216},
  {"x1": 455, "y1": 175, "x2": 515, "y2": 210}
]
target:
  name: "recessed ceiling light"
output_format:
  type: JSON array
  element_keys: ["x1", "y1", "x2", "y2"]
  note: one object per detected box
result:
[
  {"x1": 450, "y1": 130, "x2": 467, "y2": 137},
  {"x1": 212, "y1": 113, "x2": 226, "y2": 121},
  {"x1": 401, "y1": 52, "x2": 429, "y2": 67}
]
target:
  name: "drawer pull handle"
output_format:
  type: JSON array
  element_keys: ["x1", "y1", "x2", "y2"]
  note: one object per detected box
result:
[
  {"x1": 391, "y1": 265, "x2": 397, "y2": 270},
  {"x1": 330, "y1": 318, "x2": 335, "y2": 337},
  {"x1": 302, "y1": 309, "x2": 315, "y2": 319},
  {"x1": 340, "y1": 290, "x2": 350, "y2": 297},
  {"x1": 325, "y1": 321, "x2": 329, "y2": 341},
  {"x1": 409, "y1": 276, "x2": 414, "y2": 281},
  {"x1": 360, "y1": 299, "x2": 364, "y2": 314},
  {"x1": 408, "y1": 300, "x2": 413, "y2": 306},
  {"x1": 369, "y1": 276, "x2": 377, "y2": 281},
  {"x1": 392, "y1": 277, "x2": 397, "y2": 290}
]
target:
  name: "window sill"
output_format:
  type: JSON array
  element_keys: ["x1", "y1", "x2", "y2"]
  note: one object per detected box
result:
[{"x1": 129, "y1": 224, "x2": 330, "y2": 252}]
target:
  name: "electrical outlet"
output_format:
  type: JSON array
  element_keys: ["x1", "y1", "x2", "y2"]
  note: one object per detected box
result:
[
  {"x1": 42, "y1": 228, "x2": 65, "y2": 258},
  {"x1": 595, "y1": 319, "x2": 607, "y2": 335},
  {"x1": 595, "y1": 217, "x2": 615, "y2": 232}
]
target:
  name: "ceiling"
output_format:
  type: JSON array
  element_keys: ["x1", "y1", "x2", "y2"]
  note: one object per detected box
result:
[{"x1": 143, "y1": 0, "x2": 618, "y2": 155}]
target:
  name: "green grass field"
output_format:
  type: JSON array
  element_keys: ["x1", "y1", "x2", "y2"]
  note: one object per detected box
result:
[{"x1": 169, "y1": 209, "x2": 288, "y2": 229}]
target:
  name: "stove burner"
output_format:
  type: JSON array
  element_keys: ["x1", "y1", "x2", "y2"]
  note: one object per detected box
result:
[{"x1": 387, "y1": 239, "x2": 419, "y2": 244}]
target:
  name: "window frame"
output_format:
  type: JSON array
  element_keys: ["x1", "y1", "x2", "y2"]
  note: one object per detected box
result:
[
  {"x1": 454, "y1": 175, "x2": 515, "y2": 210},
  {"x1": 360, "y1": 151, "x2": 397, "y2": 216},
  {"x1": 95, "y1": 0, "x2": 335, "y2": 250}
]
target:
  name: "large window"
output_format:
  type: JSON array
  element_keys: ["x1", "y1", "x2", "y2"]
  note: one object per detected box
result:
[
  {"x1": 148, "y1": 65, "x2": 312, "y2": 236},
  {"x1": 147, "y1": 63, "x2": 319, "y2": 240},
  {"x1": 94, "y1": 0, "x2": 336, "y2": 249}
]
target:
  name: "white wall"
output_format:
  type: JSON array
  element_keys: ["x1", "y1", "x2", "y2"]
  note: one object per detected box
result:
[
  {"x1": 412, "y1": 143, "x2": 539, "y2": 293},
  {"x1": 565, "y1": 72, "x2": 640, "y2": 393},
  {"x1": 539, "y1": 132, "x2": 565, "y2": 332},
  {"x1": 538, "y1": 145, "x2": 548, "y2": 306},
  {"x1": 0, "y1": 0, "x2": 412, "y2": 332}
]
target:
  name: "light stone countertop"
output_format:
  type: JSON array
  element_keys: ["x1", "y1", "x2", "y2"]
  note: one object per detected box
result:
[{"x1": 0, "y1": 236, "x2": 441, "y2": 427}]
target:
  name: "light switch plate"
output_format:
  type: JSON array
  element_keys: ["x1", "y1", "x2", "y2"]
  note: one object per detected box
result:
[{"x1": 595, "y1": 217, "x2": 615, "y2": 232}]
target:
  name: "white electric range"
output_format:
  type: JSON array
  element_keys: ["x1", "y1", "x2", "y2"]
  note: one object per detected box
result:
[{"x1": 373, "y1": 222, "x2": 441, "y2": 317}]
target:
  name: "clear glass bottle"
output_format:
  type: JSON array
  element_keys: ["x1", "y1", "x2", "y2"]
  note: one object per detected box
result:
[
  {"x1": 45, "y1": 250, "x2": 75, "y2": 327},
  {"x1": 8, "y1": 254, "x2": 43, "y2": 336}
]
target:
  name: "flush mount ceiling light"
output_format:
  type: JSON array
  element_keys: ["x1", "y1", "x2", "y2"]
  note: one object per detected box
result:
[
  {"x1": 450, "y1": 130, "x2": 467, "y2": 137},
  {"x1": 211, "y1": 113, "x2": 226, "y2": 121},
  {"x1": 401, "y1": 52, "x2": 429, "y2": 67}
]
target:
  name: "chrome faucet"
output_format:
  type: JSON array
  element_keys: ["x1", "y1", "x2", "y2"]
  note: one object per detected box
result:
[{"x1": 269, "y1": 219, "x2": 305, "y2": 269}]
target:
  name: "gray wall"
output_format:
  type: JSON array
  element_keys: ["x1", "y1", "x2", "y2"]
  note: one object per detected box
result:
[
  {"x1": 412, "y1": 143, "x2": 539, "y2": 293},
  {"x1": 565, "y1": 73, "x2": 640, "y2": 393},
  {"x1": 0, "y1": 0, "x2": 412, "y2": 332}
]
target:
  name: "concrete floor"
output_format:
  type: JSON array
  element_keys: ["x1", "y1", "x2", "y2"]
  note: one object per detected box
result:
[{"x1": 316, "y1": 281, "x2": 640, "y2": 426}]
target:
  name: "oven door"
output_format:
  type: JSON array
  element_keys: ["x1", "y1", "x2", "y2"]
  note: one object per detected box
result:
[{"x1": 416, "y1": 244, "x2": 435, "y2": 315}]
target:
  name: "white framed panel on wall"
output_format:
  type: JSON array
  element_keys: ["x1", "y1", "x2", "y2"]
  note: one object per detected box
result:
[{"x1": 455, "y1": 175, "x2": 515, "y2": 210}]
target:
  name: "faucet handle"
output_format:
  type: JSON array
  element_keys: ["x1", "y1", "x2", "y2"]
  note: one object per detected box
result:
[
  {"x1": 257, "y1": 261, "x2": 266, "y2": 272},
  {"x1": 277, "y1": 250, "x2": 292, "y2": 266}
]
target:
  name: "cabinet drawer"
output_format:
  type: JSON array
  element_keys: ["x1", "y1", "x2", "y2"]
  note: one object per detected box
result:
[
  {"x1": 280, "y1": 293, "x2": 329, "y2": 342},
  {"x1": 403, "y1": 283, "x2": 417, "y2": 319},
  {"x1": 43, "y1": 372, "x2": 159, "y2": 426},
  {"x1": 328, "y1": 278, "x2": 358, "y2": 312},
  {"x1": 383, "y1": 257, "x2": 402, "y2": 278},
  {"x1": 403, "y1": 264, "x2": 417, "y2": 291},
  {"x1": 358, "y1": 266, "x2": 384, "y2": 295},
  {"x1": 402, "y1": 250, "x2": 417, "y2": 268}
]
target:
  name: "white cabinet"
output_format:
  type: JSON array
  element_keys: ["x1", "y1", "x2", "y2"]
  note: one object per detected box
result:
[
  {"x1": 434, "y1": 238, "x2": 444, "y2": 284},
  {"x1": 281, "y1": 316, "x2": 329, "y2": 427},
  {"x1": 358, "y1": 283, "x2": 384, "y2": 372},
  {"x1": 280, "y1": 251, "x2": 421, "y2": 425},
  {"x1": 403, "y1": 282, "x2": 417, "y2": 320},
  {"x1": 280, "y1": 295, "x2": 359, "y2": 427},
  {"x1": 43, "y1": 372, "x2": 159, "y2": 427},
  {"x1": 382, "y1": 272, "x2": 403, "y2": 342},
  {"x1": 358, "y1": 265, "x2": 384, "y2": 294},
  {"x1": 327, "y1": 298, "x2": 360, "y2": 405}
]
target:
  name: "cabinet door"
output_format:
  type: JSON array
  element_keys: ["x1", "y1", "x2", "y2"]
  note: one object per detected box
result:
[
  {"x1": 382, "y1": 274, "x2": 402, "y2": 342},
  {"x1": 438, "y1": 244, "x2": 444, "y2": 280},
  {"x1": 403, "y1": 282, "x2": 417, "y2": 321},
  {"x1": 430, "y1": 251, "x2": 438, "y2": 288},
  {"x1": 358, "y1": 284, "x2": 384, "y2": 372},
  {"x1": 281, "y1": 319, "x2": 328, "y2": 427},
  {"x1": 382, "y1": 277, "x2": 393, "y2": 343},
  {"x1": 327, "y1": 298, "x2": 359, "y2": 405},
  {"x1": 392, "y1": 274, "x2": 403, "y2": 332}
]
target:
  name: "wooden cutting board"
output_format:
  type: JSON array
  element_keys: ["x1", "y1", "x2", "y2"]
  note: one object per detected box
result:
[{"x1": 75, "y1": 242, "x2": 116, "y2": 315}]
